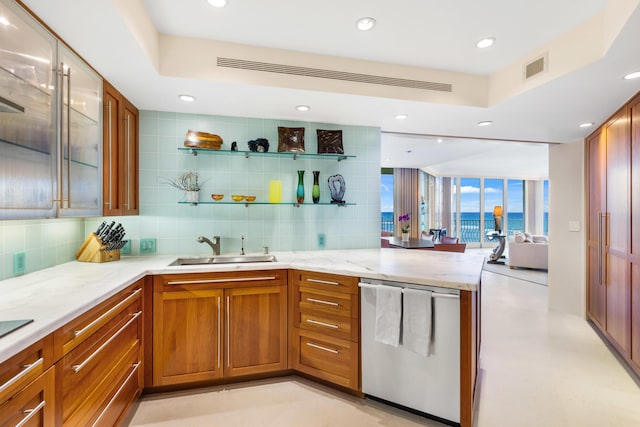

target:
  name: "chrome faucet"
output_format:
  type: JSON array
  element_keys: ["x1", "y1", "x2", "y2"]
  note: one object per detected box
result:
[{"x1": 198, "y1": 235, "x2": 220, "y2": 255}]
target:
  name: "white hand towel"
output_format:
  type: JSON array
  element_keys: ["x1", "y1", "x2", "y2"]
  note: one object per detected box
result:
[
  {"x1": 374, "y1": 285, "x2": 402, "y2": 347},
  {"x1": 402, "y1": 288, "x2": 433, "y2": 356}
]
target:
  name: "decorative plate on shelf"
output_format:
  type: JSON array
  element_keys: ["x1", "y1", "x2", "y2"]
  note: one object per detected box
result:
[
  {"x1": 277, "y1": 127, "x2": 305, "y2": 152},
  {"x1": 317, "y1": 129, "x2": 344, "y2": 154}
]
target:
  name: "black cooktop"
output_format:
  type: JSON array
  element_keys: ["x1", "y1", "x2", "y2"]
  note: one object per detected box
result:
[{"x1": 0, "y1": 319, "x2": 33, "y2": 338}]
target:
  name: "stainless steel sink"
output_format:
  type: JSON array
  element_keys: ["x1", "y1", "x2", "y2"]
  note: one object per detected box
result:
[{"x1": 169, "y1": 255, "x2": 277, "y2": 266}]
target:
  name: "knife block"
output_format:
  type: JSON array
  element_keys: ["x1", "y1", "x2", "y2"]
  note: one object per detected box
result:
[{"x1": 75, "y1": 233, "x2": 121, "y2": 263}]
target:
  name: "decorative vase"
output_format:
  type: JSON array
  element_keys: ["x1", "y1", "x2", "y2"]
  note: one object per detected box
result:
[
  {"x1": 312, "y1": 171, "x2": 320, "y2": 204},
  {"x1": 402, "y1": 232, "x2": 410, "y2": 242},
  {"x1": 296, "y1": 170, "x2": 305, "y2": 203},
  {"x1": 269, "y1": 180, "x2": 282, "y2": 203},
  {"x1": 186, "y1": 191, "x2": 199, "y2": 203}
]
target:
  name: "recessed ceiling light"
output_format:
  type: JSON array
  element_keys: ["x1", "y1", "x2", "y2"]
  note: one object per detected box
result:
[
  {"x1": 623, "y1": 71, "x2": 640, "y2": 80},
  {"x1": 579, "y1": 122, "x2": 594, "y2": 128},
  {"x1": 295, "y1": 105, "x2": 310, "y2": 112},
  {"x1": 356, "y1": 17, "x2": 376, "y2": 31},
  {"x1": 178, "y1": 94, "x2": 196, "y2": 102},
  {"x1": 405, "y1": 150, "x2": 412, "y2": 154},
  {"x1": 394, "y1": 114, "x2": 408, "y2": 120},
  {"x1": 207, "y1": 0, "x2": 228, "y2": 7},
  {"x1": 476, "y1": 37, "x2": 495, "y2": 49},
  {"x1": 0, "y1": 16, "x2": 10, "y2": 26},
  {"x1": 477, "y1": 121, "x2": 493, "y2": 126},
  {"x1": 437, "y1": 138, "x2": 443, "y2": 143}
]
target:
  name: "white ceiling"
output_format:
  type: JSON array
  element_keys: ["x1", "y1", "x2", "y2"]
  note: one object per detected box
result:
[{"x1": 19, "y1": 0, "x2": 640, "y2": 179}]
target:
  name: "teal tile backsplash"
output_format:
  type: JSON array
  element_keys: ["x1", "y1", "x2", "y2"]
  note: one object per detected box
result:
[{"x1": 0, "y1": 111, "x2": 381, "y2": 280}]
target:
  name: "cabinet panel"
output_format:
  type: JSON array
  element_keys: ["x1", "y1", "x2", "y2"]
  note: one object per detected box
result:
[
  {"x1": 0, "y1": 366, "x2": 55, "y2": 427},
  {"x1": 632, "y1": 96, "x2": 640, "y2": 369},
  {"x1": 225, "y1": 285, "x2": 287, "y2": 377},
  {"x1": 632, "y1": 264, "x2": 640, "y2": 369},
  {"x1": 121, "y1": 99, "x2": 139, "y2": 215},
  {"x1": 153, "y1": 289, "x2": 223, "y2": 385}
]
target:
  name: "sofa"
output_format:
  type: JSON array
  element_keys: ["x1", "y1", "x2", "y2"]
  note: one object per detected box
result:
[{"x1": 508, "y1": 232, "x2": 548, "y2": 270}]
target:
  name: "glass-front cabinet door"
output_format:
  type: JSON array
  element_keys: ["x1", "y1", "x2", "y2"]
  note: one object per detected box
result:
[
  {"x1": 58, "y1": 43, "x2": 102, "y2": 216},
  {"x1": 0, "y1": 0, "x2": 102, "y2": 218},
  {"x1": 0, "y1": 0, "x2": 57, "y2": 218}
]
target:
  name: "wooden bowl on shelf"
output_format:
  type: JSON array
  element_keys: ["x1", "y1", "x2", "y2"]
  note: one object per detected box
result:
[
  {"x1": 244, "y1": 195, "x2": 256, "y2": 202},
  {"x1": 231, "y1": 195, "x2": 244, "y2": 202},
  {"x1": 211, "y1": 194, "x2": 224, "y2": 201}
]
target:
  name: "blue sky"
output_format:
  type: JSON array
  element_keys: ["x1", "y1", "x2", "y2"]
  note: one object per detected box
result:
[{"x1": 381, "y1": 174, "x2": 548, "y2": 214}]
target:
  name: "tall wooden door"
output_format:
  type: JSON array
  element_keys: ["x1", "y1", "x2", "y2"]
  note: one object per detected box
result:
[
  {"x1": 605, "y1": 109, "x2": 630, "y2": 353},
  {"x1": 586, "y1": 130, "x2": 606, "y2": 328},
  {"x1": 630, "y1": 95, "x2": 640, "y2": 369},
  {"x1": 224, "y1": 285, "x2": 287, "y2": 377},
  {"x1": 153, "y1": 289, "x2": 224, "y2": 385}
]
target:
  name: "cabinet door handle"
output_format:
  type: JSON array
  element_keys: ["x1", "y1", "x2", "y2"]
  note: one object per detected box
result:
[
  {"x1": 65, "y1": 65, "x2": 71, "y2": 207},
  {"x1": 74, "y1": 288, "x2": 141, "y2": 338},
  {"x1": 167, "y1": 276, "x2": 276, "y2": 285},
  {"x1": 91, "y1": 362, "x2": 140, "y2": 427},
  {"x1": 16, "y1": 400, "x2": 46, "y2": 427},
  {"x1": 106, "y1": 99, "x2": 113, "y2": 208},
  {"x1": 306, "y1": 297, "x2": 339, "y2": 307},
  {"x1": 125, "y1": 113, "x2": 131, "y2": 209},
  {"x1": 306, "y1": 278, "x2": 340, "y2": 286},
  {"x1": 0, "y1": 357, "x2": 43, "y2": 394},
  {"x1": 226, "y1": 296, "x2": 230, "y2": 368},
  {"x1": 306, "y1": 342, "x2": 339, "y2": 354},
  {"x1": 306, "y1": 319, "x2": 339, "y2": 329},
  {"x1": 72, "y1": 311, "x2": 141, "y2": 373},
  {"x1": 217, "y1": 296, "x2": 221, "y2": 369}
]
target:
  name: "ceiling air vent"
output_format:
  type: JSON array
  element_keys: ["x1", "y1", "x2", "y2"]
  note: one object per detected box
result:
[
  {"x1": 217, "y1": 57, "x2": 452, "y2": 92},
  {"x1": 523, "y1": 53, "x2": 547, "y2": 81}
]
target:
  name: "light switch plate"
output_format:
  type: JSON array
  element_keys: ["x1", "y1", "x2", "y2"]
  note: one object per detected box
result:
[
  {"x1": 13, "y1": 252, "x2": 26, "y2": 274},
  {"x1": 140, "y1": 238, "x2": 157, "y2": 254},
  {"x1": 568, "y1": 221, "x2": 581, "y2": 232},
  {"x1": 318, "y1": 233, "x2": 326, "y2": 248}
]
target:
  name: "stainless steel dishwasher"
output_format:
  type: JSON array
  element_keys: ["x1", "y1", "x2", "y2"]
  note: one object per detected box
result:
[{"x1": 359, "y1": 279, "x2": 461, "y2": 425}]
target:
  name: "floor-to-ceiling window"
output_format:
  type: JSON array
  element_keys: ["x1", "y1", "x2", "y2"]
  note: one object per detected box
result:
[
  {"x1": 483, "y1": 178, "x2": 504, "y2": 242},
  {"x1": 459, "y1": 178, "x2": 481, "y2": 244},
  {"x1": 380, "y1": 168, "x2": 394, "y2": 235},
  {"x1": 507, "y1": 179, "x2": 525, "y2": 235},
  {"x1": 543, "y1": 180, "x2": 549, "y2": 235}
]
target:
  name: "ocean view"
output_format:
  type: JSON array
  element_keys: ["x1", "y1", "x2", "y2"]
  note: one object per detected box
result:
[{"x1": 381, "y1": 212, "x2": 548, "y2": 242}]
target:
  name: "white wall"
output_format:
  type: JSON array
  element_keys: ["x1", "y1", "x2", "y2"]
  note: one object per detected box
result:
[{"x1": 548, "y1": 141, "x2": 585, "y2": 316}]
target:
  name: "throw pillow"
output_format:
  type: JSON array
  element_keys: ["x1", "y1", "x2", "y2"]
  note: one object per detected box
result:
[
  {"x1": 532, "y1": 235, "x2": 549, "y2": 243},
  {"x1": 514, "y1": 232, "x2": 525, "y2": 243},
  {"x1": 524, "y1": 232, "x2": 533, "y2": 243}
]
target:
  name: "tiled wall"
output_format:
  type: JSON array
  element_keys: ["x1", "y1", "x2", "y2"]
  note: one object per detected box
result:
[
  {"x1": 86, "y1": 111, "x2": 381, "y2": 257},
  {"x1": 0, "y1": 112, "x2": 381, "y2": 279}
]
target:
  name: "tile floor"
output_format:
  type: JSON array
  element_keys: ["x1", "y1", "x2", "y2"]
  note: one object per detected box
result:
[{"x1": 127, "y1": 270, "x2": 640, "y2": 427}]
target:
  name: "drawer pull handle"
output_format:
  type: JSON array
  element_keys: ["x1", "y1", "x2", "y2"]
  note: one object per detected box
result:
[
  {"x1": 307, "y1": 278, "x2": 340, "y2": 286},
  {"x1": 306, "y1": 298, "x2": 339, "y2": 307},
  {"x1": 74, "y1": 288, "x2": 141, "y2": 338},
  {"x1": 306, "y1": 342, "x2": 339, "y2": 354},
  {"x1": 72, "y1": 311, "x2": 141, "y2": 373},
  {"x1": 91, "y1": 361, "x2": 141, "y2": 427},
  {"x1": 16, "y1": 400, "x2": 46, "y2": 427},
  {"x1": 217, "y1": 296, "x2": 221, "y2": 369},
  {"x1": 0, "y1": 357, "x2": 43, "y2": 394},
  {"x1": 167, "y1": 276, "x2": 276, "y2": 285},
  {"x1": 306, "y1": 319, "x2": 339, "y2": 329}
]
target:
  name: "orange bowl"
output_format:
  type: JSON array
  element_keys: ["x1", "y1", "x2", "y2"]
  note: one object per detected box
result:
[
  {"x1": 244, "y1": 195, "x2": 256, "y2": 202},
  {"x1": 231, "y1": 195, "x2": 244, "y2": 202},
  {"x1": 211, "y1": 194, "x2": 224, "y2": 201}
]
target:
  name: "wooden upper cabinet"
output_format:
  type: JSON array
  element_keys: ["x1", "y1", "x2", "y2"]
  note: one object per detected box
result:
[
  {"x1": 630, "y1": 94, "x2": 640, "y2": 370},
  {"x1": 102, "y1": 81, "x2": 139, "y2": 216}
]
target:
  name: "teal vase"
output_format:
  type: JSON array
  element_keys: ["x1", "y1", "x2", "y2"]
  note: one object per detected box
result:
[
  {"x1": 296, "y1": 170, "x2": 305, "y2": 203},
  {"x1": 312, "y1": 171, "x2": 320, "y2": 204}
]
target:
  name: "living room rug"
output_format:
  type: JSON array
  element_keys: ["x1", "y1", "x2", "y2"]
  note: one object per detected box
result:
[{"x1": 482, "y1": 257, "x2": 548, "y2": 286}]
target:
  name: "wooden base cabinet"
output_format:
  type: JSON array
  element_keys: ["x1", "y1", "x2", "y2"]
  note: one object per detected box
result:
[
  {"x1": 54, "y1": 281, "x2": 144, "y2": 426},
  {"x1": 153, "y1": 271, "x2": 288, "y2": 387},
  {"x1": 289, "y1": 270, "x2": 360, "y2": 391}
]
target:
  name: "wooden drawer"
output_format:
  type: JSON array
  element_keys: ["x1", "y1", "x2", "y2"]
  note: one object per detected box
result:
[
  {"x1": 299, "y1": 312, "x2": 356, "y2": 342},
  {"x1": 0, "y1": 337, "x2": 52, "y2": 405},
  {"x1": 54, "y1": 283, "x2": 143, "y2": 359},
  {"x1": 298, "y1": 287, "x2": 356, "y2": 318},
  {"x1": 64, "y1": 345, "x2": 141, "y2": 427},
  {"x1": 292, "y1": 328, "x2": 358, "y2": 390},
  {"x1": 155, "y1": 269, "x2": 287, "y2": 293},
  {"x1": 295, "y1": 271, "x2": 358, "y2": 295},
  {"x1": 60, "y1": 297, "x2": 141, "y2": 423},
  {"x1": 0, "y1": 366, "x2": 55, "y2": 427}
]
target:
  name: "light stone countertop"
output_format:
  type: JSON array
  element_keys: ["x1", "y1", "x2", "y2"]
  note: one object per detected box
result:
[{"x1": 0, "y1": 248, "x2": 484, "y2": 363}]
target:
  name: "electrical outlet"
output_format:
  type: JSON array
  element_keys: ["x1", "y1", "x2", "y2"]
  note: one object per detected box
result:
[
  {"x1": 121, "y1": 240, "x2": 132, "y2": 255},
  {"x1": 140, "y1": 238, "x2": 157, "y2": 254},
  {"x1": 318, "y1": 233, "x2": 326, "y2": 248},
  {"x1": 13, "y1": 252, "x2": 26, "y2": 274},
  {"x1": 568, "y1": 221, "x2": 581, "y2": 232}
]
